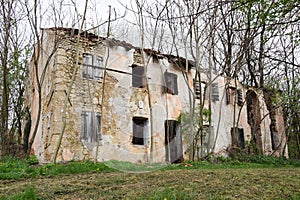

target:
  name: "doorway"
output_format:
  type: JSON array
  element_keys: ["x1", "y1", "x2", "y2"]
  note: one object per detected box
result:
[{"x1": 165, "y1": 120, "x2": 183, "y2": 163}]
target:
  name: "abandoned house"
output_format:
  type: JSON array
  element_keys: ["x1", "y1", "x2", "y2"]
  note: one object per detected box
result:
[{"x1": 25, "y1": 27, "x2": 288, "y2": 163}]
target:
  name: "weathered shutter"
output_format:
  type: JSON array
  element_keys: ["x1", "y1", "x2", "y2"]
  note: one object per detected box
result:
[
  {"x1": 96, "y1": 115, "x2": 101, "y2": 141},
  {"x1": 81, "y1": 112, "x2": 88, "y2": 140},
  {"x1": 226, "y1": 88, "x2": 230, "y2": 104},
  {"x1": 94, "y1": 56, "x2": 103, "y2": 80},
  {"x1": 83, "y1": 54, "x2": 93, "y2": 78},
  {"x1": 87, "y1": 112, "x2": 93, "y2": 142},
  {"x1": 212, "y1": 83, "x2": 219, "y2": 102},
  {"x1": 194, "y1": 79, "x2": 201, "y2": 99},
  {"x1": 201, "y1": 82, "x2": 206, "y2": 100},
  {"x1": 237, "y1": 89, "x2": 243, "y2": 106}
]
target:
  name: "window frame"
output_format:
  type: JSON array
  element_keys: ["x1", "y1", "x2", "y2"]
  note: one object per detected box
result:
[
  {"x1": 132, "y1": 65, "x2": 146, "y2": 88},
  {"x1": 164, "y1": 72, "x2": 178, "y2": 95},
  {"x1": 226, "y1": 87, "x2": 243, "y2": 106},
  {"x1": 132, "y1": 117, "x2": 149, "y2": 146},
  {"x1": 82, "y1": 53, "x2": 103, "y2": 81}
]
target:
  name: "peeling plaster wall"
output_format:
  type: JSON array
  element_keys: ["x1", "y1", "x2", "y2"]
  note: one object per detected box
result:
[{"x1": 25, "y1": 28, "x2": 288, "y2": 163}]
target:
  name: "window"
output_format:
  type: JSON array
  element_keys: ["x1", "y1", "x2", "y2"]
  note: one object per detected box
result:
[
  {"x1": 211, "y1": 82, "x2": 219, "y2": 102},
  {"x1": 164, "y1": 72, "x2": 178, "y2": 95},
  {"x1": 194, "y1": 79, "x2": 206, "y2": 100},
  {"x1": 132, "y1": 117, "x2": 149, "y2": 145},
  {"x1": 132, "y1": 65, "x2": 146, "y2": 88},
  {"x1": 226, "y1": 87, "x2": 243, "y2": 106},
  {"x1": 82, "y1": 54, "x2": 103, "y2": 80},
  {"x1": 81, "y1": 111, "x2": 101, "y2": 143}
]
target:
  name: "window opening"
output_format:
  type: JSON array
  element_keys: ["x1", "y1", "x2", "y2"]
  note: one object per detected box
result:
[
  {"x1": 132, "y1": 117, "x2": 148, "y2": 145},
  {"x1": 132, "y1": 65, "x2": 146, "y2": 88},
  {"x1": 164, "y1": 72, "x2": 178, "y2": 95},
  {"x1": 226, "y1": 87, "x2": 243, "y2": 106}
]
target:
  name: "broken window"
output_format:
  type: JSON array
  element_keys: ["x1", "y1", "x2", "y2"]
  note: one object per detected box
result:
[
  {"x1": 82, "y1": 54, "x2": 103, "y2": 80},
  {"x1": 132, "y1": 117, "x2": 149, "y2": 146},
  {"x1": 194, "y1": 79, "x2": 206, "y2": 100},
  {"x1": 231, "y1": 127, "x2": 245, "y2": 149},
  {"x1": 132, "y1": 65, "x2": 146, "y2": 88},
  {"x1": 226, "y1": 87, "x2": 243, "y2": 106},
  {"x1": 81, "y1": 111, "x2": 101, "y2": 143},
  {"x1": 164, "y1": 72, "x2": 178, "y2": 95},
  {"x1": 211, "y1": 82, "x2": 219, "y2": 102}
]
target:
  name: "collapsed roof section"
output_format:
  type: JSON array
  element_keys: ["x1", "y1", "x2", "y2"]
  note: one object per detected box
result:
[{"x1": 42, "y1": 27, "x2": 195, "y2": 70}]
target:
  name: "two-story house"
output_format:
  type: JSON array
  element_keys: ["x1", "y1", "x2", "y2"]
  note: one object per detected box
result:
[{"x1": 25, "y1": 27, "x2": 287, "y2": 163}]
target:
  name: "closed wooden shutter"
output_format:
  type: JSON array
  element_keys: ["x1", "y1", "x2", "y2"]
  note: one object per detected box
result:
[
  {"x1": 81, "y1": 111, "x2": 101, "y2": 143},
  {"x1": 237, "y1": 89, "x2": 243, "y2": 106},
  {"x1": 212, "y1": 83, "x2": 219, "y2": 102}
]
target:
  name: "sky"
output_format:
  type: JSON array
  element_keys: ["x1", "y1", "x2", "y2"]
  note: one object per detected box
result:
[{"x1": 39, "y1": 0, "x2": 128, "y2": 27}]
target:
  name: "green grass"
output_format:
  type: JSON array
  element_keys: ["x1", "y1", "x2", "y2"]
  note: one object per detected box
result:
[
  {"x1": 2, "y1": 186, "x2": 37, "y2": 200},
  {"x1": 147, "y1": 186, "x2": 197, "y2": 200},
  {"x1": 0, "y1": 155, "x2": 299, "y2": 180},
  {"x1": 0, "y1": 156, "x2": 300, "y2": 199},
  {"x1": 0, "y1": 156, "x2": 114, "y2": 180}
]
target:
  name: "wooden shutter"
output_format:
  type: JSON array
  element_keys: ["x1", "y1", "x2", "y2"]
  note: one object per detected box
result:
[
  {"x1": 81, "y1": 112, "x2": 88, "y2": 140},
  {"x1": 212, "y1": 83, "x2": 219, "y2": 102},
  {"x1": 237, "y1": 89, "x2": 243, "y2": 106},
  {"x1": 81, "y1": 111, "x2": 101, "y2": 143},
  {"x1": 226, "y1": 88, "x2": 230, "y2": 104},
  {"x1": 93, "y1": 56, "x2": 103, "y2": 80},
  {"x1": 82, "y1": 54, "x2": 93, "y2": 79}
]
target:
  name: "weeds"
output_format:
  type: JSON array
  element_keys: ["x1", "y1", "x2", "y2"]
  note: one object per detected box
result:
[
  {"x1": 148, "y1": 186, "x2": 197, "y2": 200},
  {"x1": 0, "y1": 155, "x2": 299, "y2": 180},
  {"x1": 1, "y1": 186, "x2": 37, "y2": 200}
]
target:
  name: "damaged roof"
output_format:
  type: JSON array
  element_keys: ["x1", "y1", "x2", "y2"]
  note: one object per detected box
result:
[{"x1": 43, "y1": 27, "x2": 195, "y2": 70}]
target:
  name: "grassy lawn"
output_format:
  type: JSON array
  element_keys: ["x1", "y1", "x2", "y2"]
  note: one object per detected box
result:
[{"x1": 0, "y1": 156, "x2": 300, "y2": 199}]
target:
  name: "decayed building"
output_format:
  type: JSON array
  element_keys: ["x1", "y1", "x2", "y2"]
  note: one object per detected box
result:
[{"x1": 25, "y1": 28, "x2": 287, "y2": 163}]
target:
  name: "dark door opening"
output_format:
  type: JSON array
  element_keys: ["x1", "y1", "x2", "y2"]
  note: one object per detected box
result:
[{"x1": 165, "y1": 120, "x2": 183, "y2": 163}]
